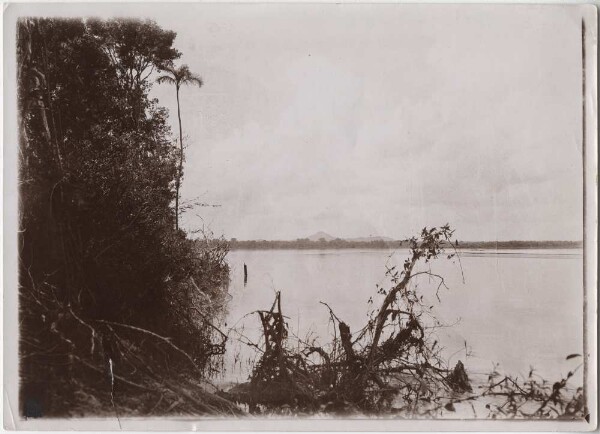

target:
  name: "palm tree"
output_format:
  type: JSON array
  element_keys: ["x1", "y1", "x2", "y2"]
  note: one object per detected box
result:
[{"x1": 157, "y1": 65, "x2": 203, "y2": 231}]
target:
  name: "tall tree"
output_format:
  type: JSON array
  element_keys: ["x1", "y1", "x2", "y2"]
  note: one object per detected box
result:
[
  {"x1": 17, "y1": 19, "x2": 229, "y2": 416},
  {"x1": 157, "y1": 65, "x2": 203, "y2": 231}
]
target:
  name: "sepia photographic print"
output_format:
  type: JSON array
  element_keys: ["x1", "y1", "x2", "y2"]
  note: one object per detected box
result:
[{"x1": 2, "y1": 2, "x2": 598, "y2": 431}]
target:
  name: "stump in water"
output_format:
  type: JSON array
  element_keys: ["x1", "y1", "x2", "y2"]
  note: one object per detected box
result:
[
  {"x1": 446, "y1": 360, "x2": 472, "y2": 393},
  {"x1": 243, "y1": 263, "x2": 248, "y2": 286}
]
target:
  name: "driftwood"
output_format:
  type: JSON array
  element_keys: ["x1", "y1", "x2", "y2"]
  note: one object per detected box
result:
[
  {"x1": 237, "y1": 226, "x2": 586, "y2": 419},
  {"x1": 240, "y1": 226, "x2": 467, "y2": 414}
]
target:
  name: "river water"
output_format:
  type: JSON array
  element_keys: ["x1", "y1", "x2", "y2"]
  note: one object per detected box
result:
[{"x1": 219, "y1": 248, "x2": 583, "y2": 386}]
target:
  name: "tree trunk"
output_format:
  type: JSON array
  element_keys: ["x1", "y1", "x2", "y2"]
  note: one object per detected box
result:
[{"x1": 175, "y1": 84, "x2": 183, "y2": 231}]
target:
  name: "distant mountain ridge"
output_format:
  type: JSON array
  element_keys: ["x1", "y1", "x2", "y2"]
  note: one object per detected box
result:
[{"x1": 307, "y1": 231, "x2": 336, "y2": 242}]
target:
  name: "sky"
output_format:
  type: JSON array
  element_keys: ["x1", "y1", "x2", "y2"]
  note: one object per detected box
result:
[{"x1": 143, "y1": 4, "x2": 585, "y2": 241}]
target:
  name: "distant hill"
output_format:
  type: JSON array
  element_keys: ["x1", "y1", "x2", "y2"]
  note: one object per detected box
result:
[{"x1": 307, "y1": 231, "x2": 336, "y2": 242}]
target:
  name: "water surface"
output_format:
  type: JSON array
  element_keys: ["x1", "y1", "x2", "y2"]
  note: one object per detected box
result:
[{"x1": 221, "y1": 248, "x2": 583, "y2": 384}]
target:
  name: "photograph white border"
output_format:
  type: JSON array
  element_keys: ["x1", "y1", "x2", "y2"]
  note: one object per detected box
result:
[{"x1": 2, "y1": 2, "x2": 597, "y2": 431}]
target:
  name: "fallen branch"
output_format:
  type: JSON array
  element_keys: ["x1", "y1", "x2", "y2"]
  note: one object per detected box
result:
[{"x1": 94, "y1": 319, "x2": 200, "y2": 372}]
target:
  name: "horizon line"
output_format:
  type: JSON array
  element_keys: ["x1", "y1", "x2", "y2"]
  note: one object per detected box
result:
[{"x1": 227, "y1": 237, "x2": 583, "y2": 243}]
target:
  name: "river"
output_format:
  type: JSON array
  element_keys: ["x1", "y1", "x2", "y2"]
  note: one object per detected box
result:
[{"x1": 219, "y1": 248, "x2": 584, "y2": 387}]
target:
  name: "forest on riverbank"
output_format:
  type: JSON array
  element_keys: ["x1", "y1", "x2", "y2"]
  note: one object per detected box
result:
[
  {"x1": 229, "y1": 238, "x2": 582, "y2": 251},
  {"x1": 16, "y1": 17, "x2": 588, "y2": 421},
  {"x1": 18, "y1": 17, "x2": 236, "y2": 417}
]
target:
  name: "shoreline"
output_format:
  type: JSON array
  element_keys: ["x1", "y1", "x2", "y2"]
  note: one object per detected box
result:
[{"x1": 229, "y1": 243, "x2": 583, "y2": 251}]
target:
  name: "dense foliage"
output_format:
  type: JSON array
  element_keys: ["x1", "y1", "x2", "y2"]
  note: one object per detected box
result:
[{"x1": 18, "y1": 18, "x2": 231, "y2": 417}]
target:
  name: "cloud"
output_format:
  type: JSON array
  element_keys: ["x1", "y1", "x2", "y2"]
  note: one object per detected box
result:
[{"x1": 150, "y1": 5, "x2": 584, "y2": 241}]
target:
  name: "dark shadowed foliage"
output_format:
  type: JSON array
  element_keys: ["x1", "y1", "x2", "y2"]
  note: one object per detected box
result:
[{"x1": 17, "y1": 18, "x2": 233, "y2": 417}]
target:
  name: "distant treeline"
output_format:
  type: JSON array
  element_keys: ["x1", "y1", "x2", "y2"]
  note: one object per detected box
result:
[{"x1": 229, "y1": 238, "x2": 583, "y2": 250}]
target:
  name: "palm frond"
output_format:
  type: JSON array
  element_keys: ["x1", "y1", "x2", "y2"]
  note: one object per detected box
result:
[
  {"x1": 156, "y1": 75, "x2": 176, "y2": 85},
  {"x1": 184, "y1": 74, "x2": 203, "y2": 88},
  {"x1": 156, "y1": 64, "x2": 203, "y2": 88},
  {"x1": 158, "y1": 65, "x2": 177, "y2": 76}
]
